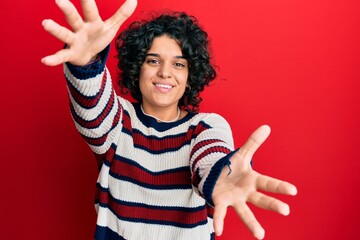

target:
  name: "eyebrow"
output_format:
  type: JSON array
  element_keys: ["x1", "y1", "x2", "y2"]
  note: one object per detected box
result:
[{"x1": 146, "y1": 53, "x2": 186, "y2": 59}]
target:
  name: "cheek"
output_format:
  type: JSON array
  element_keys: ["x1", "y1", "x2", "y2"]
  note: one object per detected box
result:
[
  {"x1": 177, "y1": 71, "x2": 189, "y2": 86},
  {"x1": 178, "y1": 74, "x2": 189, "y2": 96},
  {"x1": 139, "y1": 68, "x2": 149, "y2": 93},
  {"x1": 139, "y1": 67, "x2": 152, "y2": 85}
]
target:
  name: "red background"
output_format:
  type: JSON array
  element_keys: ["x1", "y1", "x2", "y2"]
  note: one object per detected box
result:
[{"x1": 1, "y1": 0, "x2": 359, "y2": 239}]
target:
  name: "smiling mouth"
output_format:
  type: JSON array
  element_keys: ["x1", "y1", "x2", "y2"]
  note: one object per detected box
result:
[{"x1": 154, "y1": 83, "x2": 173, "y2": 89}]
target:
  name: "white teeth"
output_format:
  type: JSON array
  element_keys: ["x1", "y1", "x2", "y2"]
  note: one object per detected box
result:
[{"x1": 156, "y1": 84, "x2": 172, "y2": 89}]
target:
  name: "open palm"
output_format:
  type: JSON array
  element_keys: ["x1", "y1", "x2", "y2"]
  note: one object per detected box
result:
[
  {"x1": 42, "y1": 0, "x2": 137, "y2": 66},
  {"x1": 212, "y1": 125, "x2": 297, "y2": 239}
]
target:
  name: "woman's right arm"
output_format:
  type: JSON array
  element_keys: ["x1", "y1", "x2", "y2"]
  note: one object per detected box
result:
[
  {"x1": 64, "y1": 45, "x2": 121, "y2": 154},
  {"x1": 42, "y1": 0, "x2": 137, "y2": 154}
]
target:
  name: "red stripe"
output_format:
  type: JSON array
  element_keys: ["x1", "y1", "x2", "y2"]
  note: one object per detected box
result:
[
  {"x1": 71, "y1": 89, "x2": 118, "y2": 129},
  {"x1": 206, "y1": 205, "x2": 214, "y2": 218},
  {"x1": 80, "y1": 107, "x2": 121, "y2": 146},
  {"x1": 122, "y1": 110, "x2": 132, "y2": 134},
  {"x1": 191, "y1": 146, "x2": 231, "y2": 172},
  {"x1": 67, "y1": 69, "x2": 107, "y2": 108},
  {"x1": 133, "y1": 132, "x2": 187, "y2": 151},
  {"x1": 132, "y1": 122, "x2": 211, "y2": 152},
  {"x1": 95, "y1": 144, "x2": 117, "y2": 168},
  {"x1": 191, "y1": 139, "x2": 223, "y2": 156},
  {"x1": 111, "y1": 159, "x2": 191, "y2": 186},
  {"x1": 192, "y1": 169, "x2": 201, "y2": 188},
  {"x1": 97, "y1": 193, "x2": 207, "y2": 226},
  {"x1": 192, "y1": 122, "x2": 211, "y2": 135},
  {"x1": 82, "y1": 108, "x2": 120, "y2": 146}
]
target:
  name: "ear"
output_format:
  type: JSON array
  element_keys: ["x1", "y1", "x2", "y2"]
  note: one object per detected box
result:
[{"x1": 185, "y1": 84, "x2": 191, "y2": 93}]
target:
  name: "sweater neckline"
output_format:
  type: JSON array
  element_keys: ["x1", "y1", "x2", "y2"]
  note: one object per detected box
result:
[{"x1": 133, "y1": 102, "x2": 196, "y2": 131}]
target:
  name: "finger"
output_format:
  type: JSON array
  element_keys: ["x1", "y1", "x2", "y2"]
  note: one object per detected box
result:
[
  {"x1": 42, "y1": 19, "x2": 75, "y2": 45},
  {"x1": 249, "y1": 192, "x2": 290, "y2": 215},
  {"x1": 80, "y1": 0, "x2": 101, "y2": 22},
  {"x1": 233, "y1": 202, "x2": 265, "y2": 239},
  {"x1": 256, "y1": 174, "x2": 298, "y2": 196},
  {"x1": 213, "y1": 203, "x2": 228, "y2": 236},
  {"x1": 41, "y1": 48, "x2": 72, "y2": 66},
  {"x1": 56, "y1": 0, "x2": 84, "y2": 31},
  {"x1": 105, "y1": 0, "x2": 137, "y2": 31},
  {"x1": 238, "y1": 125, "x2": 271, "y2": 159}
]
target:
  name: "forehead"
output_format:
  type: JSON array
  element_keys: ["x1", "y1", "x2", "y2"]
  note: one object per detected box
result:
[{"x1": 148, "y1": 35, "x2": 183, "y2": 56}]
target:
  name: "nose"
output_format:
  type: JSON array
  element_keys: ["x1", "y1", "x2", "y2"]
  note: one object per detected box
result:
[{"x1": 157, "y1": 62, "x2": 172, "y2": 78}]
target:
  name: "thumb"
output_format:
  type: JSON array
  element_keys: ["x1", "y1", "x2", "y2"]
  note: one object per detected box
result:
[
  {"x1": 238, "y1": 125, "x2": 271, "y2": 158},
  {"x1": 106, "y1": 0, "x2": 137, "y2": 29}
]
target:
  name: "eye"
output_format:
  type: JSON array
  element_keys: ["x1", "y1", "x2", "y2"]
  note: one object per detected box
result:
[
  {"x1": 146, "y1": 58, "x2": 160, "y2": 65},
  {"x1": 173, "y1": 62, "x2": 187, "y2": 69}
]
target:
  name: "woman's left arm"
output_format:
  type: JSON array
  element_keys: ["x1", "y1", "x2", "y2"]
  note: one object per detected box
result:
[{"x1": 212, "y1": 125, "x2": 297, "y2": 239}]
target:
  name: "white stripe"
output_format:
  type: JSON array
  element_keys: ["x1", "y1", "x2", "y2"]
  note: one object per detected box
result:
[
  {"x1": 97, "y1": 163, "x2": 110, "y2": 189},
  {"x1": 88, "y1": 122, "x2": 123, "y2": 154},
  {"x1": 96, "y1": 206, "x2": 214, "y2": 240},
  {"x1": 116, "y1": 134, "x2": 192, "y2": 172},
  {"x1": 72, "y1": 95, "x2": 119, "y2": 137},
  {"x1": 190, "y1": 141, "x2": 230, "y2": 166},
  {"x1": 68, "y1": 70, "x2": 114, "y2": 122},
  {"x1": 64, "y1": 64, "x2": 107, "y2": 97},
  {"x1": 107, "y1": 174, "x2": 205, "y2": 208}
]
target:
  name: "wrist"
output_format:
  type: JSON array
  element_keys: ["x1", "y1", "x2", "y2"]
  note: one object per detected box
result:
[{"x1": 84, "y1": 53, "x2": 102, "y2": 66}]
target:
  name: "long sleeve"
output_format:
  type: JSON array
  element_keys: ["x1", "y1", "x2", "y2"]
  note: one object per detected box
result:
[
  {"x1": 189, "y1": 113, "x2": 236, "y2": 207},
  {"x1": 64, "y1": 46, "x2": 123, "y2": 155}
]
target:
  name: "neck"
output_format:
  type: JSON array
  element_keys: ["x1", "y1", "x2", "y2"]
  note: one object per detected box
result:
[{"x1": 140, "y1": 104, "x2": 181, "y2": 123}]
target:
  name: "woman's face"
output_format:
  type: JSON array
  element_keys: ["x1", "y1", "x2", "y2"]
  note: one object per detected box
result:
[{"x1": 139, "y1": 35, "x2": 189, "y2": 110}]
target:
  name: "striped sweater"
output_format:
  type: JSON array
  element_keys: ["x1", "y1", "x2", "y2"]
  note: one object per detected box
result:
[{"x1": 64, "y1": 47, "x2": 235, "y2": 240}]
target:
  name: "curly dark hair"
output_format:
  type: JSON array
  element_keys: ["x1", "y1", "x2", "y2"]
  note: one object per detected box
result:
[{"x1": 115, "y1": 12, "x2": 217, "y2": 112}]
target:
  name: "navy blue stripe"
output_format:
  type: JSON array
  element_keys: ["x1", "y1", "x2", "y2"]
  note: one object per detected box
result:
[
  {"x1": 133, "y1": 102, "x2": 197, "y2": 132},
  {"x1": 197, "y1": 120, "x2": 212, "y2": 130},
  {"x1": 120, "y1": 109, "x2": 133, "y2": 136},
  {"x1": 95, "y1": 183, "x2": 195, "y2": 210},
  {"x1": 95, "y1": 226, "x2": 126, "y2": 240},
  {"x1": 96, "y1": 182, "x2": 108, "y2": 192},
  {"x1": 122, "y1": 127, "x2": 133, "y2": 136},
  {"x1": 105, "y1": 190, "x2": 205, "y2": 212},
  {"x1": 66, "y1": 45, "x2": 110, "y2": 80},
  {"x1": 103, "y1": 158, "x2": 111, "y2": 167}
]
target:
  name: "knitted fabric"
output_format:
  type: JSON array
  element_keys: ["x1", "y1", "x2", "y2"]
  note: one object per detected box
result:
[{"x1": 64, "y1": 47, "x2": 235, "y2": 240}]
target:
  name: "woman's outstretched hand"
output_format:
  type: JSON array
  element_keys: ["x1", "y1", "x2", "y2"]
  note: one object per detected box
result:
[
  {"x1": 41, "y1": 0, "x2": 137, "y2": 66},
  {"x1": 212, "y1": 125, "x2": 297, "y2": 239}
]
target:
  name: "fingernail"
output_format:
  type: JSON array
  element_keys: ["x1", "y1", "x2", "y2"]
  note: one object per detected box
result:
[
  {"x1": 283, "y1": 206, "x2": 290, "y2": 216},
  {"x1": 42, "y1": 19, "x2": 49, "y2": 27}
]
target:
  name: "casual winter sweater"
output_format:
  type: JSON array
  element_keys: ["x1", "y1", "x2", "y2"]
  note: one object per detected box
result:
[{"x1": 64, "y1": 47, "x2": 235, "y2": 240}]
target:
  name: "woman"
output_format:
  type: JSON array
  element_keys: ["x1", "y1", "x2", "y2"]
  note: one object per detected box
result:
[{"x1": 42, "y1": 0, "x2": 297, "y2": 239}]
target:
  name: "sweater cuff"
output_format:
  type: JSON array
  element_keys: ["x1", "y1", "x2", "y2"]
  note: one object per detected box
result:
[
  {"x1": 65, "y1": 45, "x2": 110, "y2": 80},
  {"x1": 202, "y1": 148, "x2": 240, "y2": 207}
]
